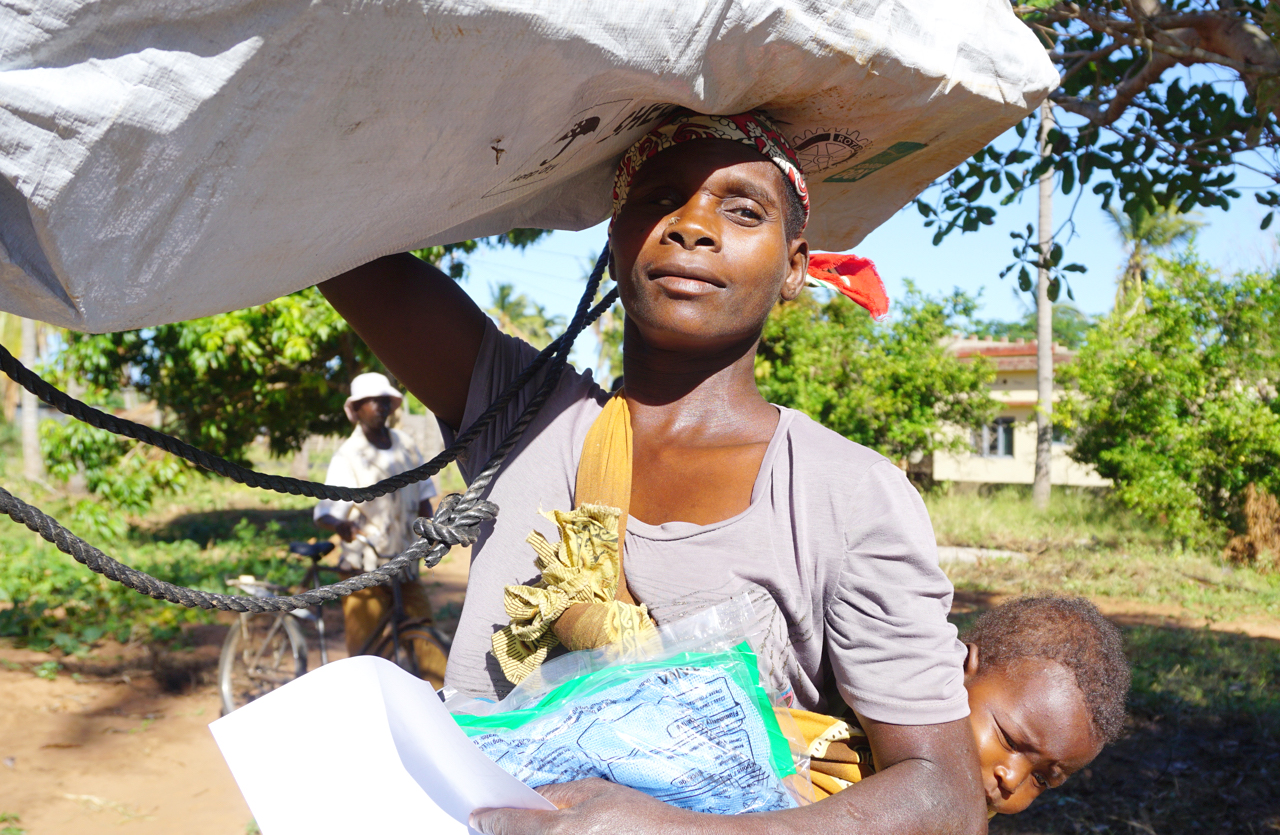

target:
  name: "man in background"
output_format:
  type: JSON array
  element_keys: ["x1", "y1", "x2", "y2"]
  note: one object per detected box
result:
[{"x1": 314, "y1": 372, "x2": 441, "y2": 677}]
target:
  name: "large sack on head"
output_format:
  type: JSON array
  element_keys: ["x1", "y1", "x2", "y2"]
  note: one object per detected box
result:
[{"x1": 0, "y1": 0, "x2": 1056, "y2": 333}]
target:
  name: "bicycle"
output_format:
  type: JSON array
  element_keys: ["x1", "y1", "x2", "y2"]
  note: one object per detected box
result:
[{"x1": 217, "y1": 537, "x2": 451, "y2": 714}]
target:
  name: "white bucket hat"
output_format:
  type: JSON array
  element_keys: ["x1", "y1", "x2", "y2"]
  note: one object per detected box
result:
[{"x1": 343, "y1": 372, "x2": 403, "y2": 422}]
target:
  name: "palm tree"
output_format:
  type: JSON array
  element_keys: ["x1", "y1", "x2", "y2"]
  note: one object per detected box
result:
[
  {"x1": 0, "y1": 313, "x2": 48, "y2": 480},
  {"x1": 486, "y1": 284, "x2": 565, "y2": 350},
  {"x1": 589, "y1": 288, "x2": 624, "y2": 387},
  {"x1": 1106, "y1": 203, "x2": 1201, "y2": 315}
]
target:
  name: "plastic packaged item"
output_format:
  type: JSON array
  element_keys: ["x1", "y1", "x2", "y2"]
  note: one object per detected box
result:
[
  {"x1": 458, "y1": 644, "x2": 800, "y2": 814},
  {"x1": 447, "y1": 597, "x2": 812, "y2": 814},
  {"x1": 0, "y1": 0, "x2": 1056, "y2": 332}
]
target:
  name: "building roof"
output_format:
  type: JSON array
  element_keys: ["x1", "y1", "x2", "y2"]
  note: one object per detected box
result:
[{"x1": 946, "y1": 335, "x2": 1075, "y2": 371}]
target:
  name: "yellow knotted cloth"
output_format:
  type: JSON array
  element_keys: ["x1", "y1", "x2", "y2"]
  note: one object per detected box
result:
[
  {"x1": 492, "y1": 392, "x2": 658, "y2": 685},
  {"x1": 787, "y1": 708, "x2": 876, "y2": 799}
]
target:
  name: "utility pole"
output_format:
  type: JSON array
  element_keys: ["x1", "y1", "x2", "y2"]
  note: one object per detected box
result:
[
  {"x1": 20, "y1": 317, "x2": 44, "y2": 481},
  {"x1": 1032, "y1": 100, "x2": 1054, "y2": 510}
]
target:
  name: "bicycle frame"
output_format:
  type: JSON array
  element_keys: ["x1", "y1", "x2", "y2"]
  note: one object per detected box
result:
[
  {"x1": 236, "y1": 611, "x2": 293, "y2": 681},
  {"x1": 298, "y1": 558, "x2": 334, "y2": 667},
  {"x1": 220, "y1": 535, "x2": 445, "y2": 714},
  {"x1": 350, "y1": 534, "x2": 421, "y2": 674}
]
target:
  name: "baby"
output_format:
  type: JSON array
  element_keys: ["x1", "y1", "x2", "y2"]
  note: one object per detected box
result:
[{"x1": 796, "y1": 595, "x2": 1131, "y2": 817}]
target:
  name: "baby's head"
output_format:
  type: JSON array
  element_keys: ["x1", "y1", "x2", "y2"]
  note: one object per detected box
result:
[{"x1": 962, "y1": 596, "x2": 1130, "y2": 816}]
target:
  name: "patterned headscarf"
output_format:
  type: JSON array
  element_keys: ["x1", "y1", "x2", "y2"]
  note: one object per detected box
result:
[
  {"x1": 610, "y1": 109, "x2": 888, "y2": 319},
  {"x1": 611, "y1": 110, "x2": 809, "y2": 229}
]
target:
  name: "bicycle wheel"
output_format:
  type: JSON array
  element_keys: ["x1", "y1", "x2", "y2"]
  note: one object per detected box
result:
[
  {"x1": 218, "y1": 614, "x2": 308, "y2": 715},
  {"x1": 372, "y1": 623, "x2": 448, "y2": 689}
]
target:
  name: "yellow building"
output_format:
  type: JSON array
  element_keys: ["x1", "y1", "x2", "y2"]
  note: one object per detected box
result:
[{"x1": 930, "y1": 335, "x2": 1109, "y2": 487}]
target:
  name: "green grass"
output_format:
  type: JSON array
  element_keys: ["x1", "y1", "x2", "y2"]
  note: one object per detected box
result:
[
  {"x1": 949, "y1": 610, "x2": 1280, "y2": 743},
  {"x1": 987, "y1": 616, "x2": 1280, "y2": 834},
  {"x1": 927, "y1": 485, "x2": 1280, "y2": 622},
  {"x1": 1124, "y1": 624, "x2": 1280, "y2": 724},
  {"x1": 6, "y1": 421, "x2": 1280, "y2": 721},
  {"x1": 0, "y1": 470, "x2": 322, "y2": 654},
  {"x1": 925, "y1": 484, "x2": 1172, "y2": 551},
  {"x1": 0, "y1": 421, "x2": 468, "y2": 656}
]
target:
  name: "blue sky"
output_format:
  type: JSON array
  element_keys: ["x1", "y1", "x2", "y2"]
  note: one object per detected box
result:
[{"x1": 455, "y1": 146, "x2": 1279, "y2": 375}]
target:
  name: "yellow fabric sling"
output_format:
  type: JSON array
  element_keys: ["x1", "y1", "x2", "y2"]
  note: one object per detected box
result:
[
  {"x1": 491, "y1": 392, "x2": 658, "y2": 685},
  {"x1": 787, "y1": 708, "x2": 875, "y2": 798}
]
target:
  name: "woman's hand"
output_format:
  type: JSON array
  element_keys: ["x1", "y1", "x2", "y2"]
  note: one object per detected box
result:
[{"x1": 469, "y1": 779, "x2": 696, "y2": 835}]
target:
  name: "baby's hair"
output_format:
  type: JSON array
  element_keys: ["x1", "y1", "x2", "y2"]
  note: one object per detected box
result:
[{"x1": 962, "y1": 595, "x2": 1130, "y2": 744}]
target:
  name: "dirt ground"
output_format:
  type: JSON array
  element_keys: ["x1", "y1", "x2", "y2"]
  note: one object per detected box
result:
[
  {"x1": 2, "y1": 552, "x2": 1276, "y2": 834},
  {"x1": 0, "y1": 547, "x2": 471, "y2": 835}
]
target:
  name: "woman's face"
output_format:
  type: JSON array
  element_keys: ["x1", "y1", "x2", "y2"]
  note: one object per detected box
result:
[{"x1": 609, "y1": 140, "x2": 807, "y2": 355}]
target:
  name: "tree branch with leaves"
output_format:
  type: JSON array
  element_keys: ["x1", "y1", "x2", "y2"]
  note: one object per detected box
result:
[{"x1": 920, "y1": 0, "x2": 1280, "y2": 298}]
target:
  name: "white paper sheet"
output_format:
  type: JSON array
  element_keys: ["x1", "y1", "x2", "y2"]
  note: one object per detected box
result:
[{"x1": 210, "y1": 656, "x2": 555, "y2": 835}]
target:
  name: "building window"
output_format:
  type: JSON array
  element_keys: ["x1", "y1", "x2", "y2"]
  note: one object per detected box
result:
[
  {"x1": 972, "y1": 417, "x2": 1015, "y2": 457},
  {"x1": 1052, "y1": 422, "x2": 1072, "y2": 446}
]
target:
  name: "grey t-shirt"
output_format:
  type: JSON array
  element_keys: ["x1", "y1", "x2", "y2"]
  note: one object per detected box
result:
[{"x1": 440, "y1": 321, "x2": 968, "y2": 725}]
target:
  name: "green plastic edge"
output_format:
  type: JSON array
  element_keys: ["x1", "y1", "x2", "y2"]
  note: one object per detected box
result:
[{"x1": 453, "y1": 641, "x2": 797, "y2": 783}]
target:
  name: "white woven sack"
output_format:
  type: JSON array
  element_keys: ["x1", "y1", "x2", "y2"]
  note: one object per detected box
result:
[{"x1": 0, "y1": 0, "x2": 1056, "y2": 333}]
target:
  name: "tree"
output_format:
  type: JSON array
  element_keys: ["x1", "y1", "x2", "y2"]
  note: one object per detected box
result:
[
  {"x1": 58, "y1": 287, "x2": 373, "y2": 465},
  {"x1": 1105, "y1": 203, "x2": 1202, "y2": 313},
  {"x1": 1034, "y1": 101, "x2": 1056, "y2": 509},
  {"x1": 972, "y1": 304, "x2": 1094, "y2": 349},
  {"x1": 1061, "y1": 251, "x2": 1280, "y2": 545},
  {"x1": 0, "y1": 313, "x2": 20, "y2": 423},
  {"x1": 917, "y1": 2, "x2": 1280, "y2": 507},
  {"x1": 412, "y1": 229, "x2": 548, "y2": 280},
  {"x1": 590, "y1": 297, "x2": 625, "y2": 388},
  {"x1": 486, "y1": 283, "x2": 565, "y2": 349},
  {"x1": 756, "y1": 286, "x2": 998, "y2": 465},
  {"x1": 38, "y1": 409, "x2": 188, "y2": 540},
  {"x1": 21, "y1": 316, "x2": 43, "y2": 480},
  {"x1": 920, "y1": 1, "x2": 1280, "y2": 292},
  {"x1": 54, "y1": 232, "x2": 549, "y2": 466}
]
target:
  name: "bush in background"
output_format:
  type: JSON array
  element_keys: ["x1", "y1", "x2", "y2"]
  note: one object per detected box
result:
[
  {"x1": 39, "y1": 414, "x2": 189, "y2": 541},
  {"x1": 0, "y1": 516, "x2": 301, "y2": 654},
  {"x1": 1062, "y1": 253, "x2": 1280, "y2": 551},
  {"x1": 756, "y1": 285, "x2": 998, "y2": 464}
]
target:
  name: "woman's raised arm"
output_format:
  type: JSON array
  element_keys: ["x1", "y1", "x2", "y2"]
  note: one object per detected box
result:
[{"x1": 319, "y1": 252, "x2": 488, "y2": 430}]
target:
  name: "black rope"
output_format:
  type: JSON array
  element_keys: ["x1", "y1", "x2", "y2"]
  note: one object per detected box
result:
[
  {"x1": 0, "y1": 249, "x2": 617, "y2": 504},
  {"x1": 0, "y1": 485, "x2": 491, "y2": 612},
  {"x1": 0, "y1": 244, "x2": 618, "y2": 609}
]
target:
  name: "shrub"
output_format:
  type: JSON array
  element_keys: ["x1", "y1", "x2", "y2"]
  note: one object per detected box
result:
[
  {"x1": 757, "y1": 285, "x2": 997, "y2": 463},
  {"x1": 1062, "y1": 253, "x2": 1280, "y2": 547}
]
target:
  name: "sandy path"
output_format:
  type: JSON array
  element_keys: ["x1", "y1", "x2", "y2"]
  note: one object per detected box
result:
[
  {"x1": 0, "y1": 546, "x2": 472, "y2": 834},
  {"x1": 0, "y1": 661, "x2": 251, "y2": 834}
]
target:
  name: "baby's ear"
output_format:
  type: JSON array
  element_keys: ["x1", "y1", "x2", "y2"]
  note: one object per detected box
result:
[{"x1": 963, "y1": 643, "x2": 981, "y2": 679}]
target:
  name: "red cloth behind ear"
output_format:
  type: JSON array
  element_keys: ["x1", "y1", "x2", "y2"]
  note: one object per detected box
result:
[{"x1": 807, "y1": 253, "x2": 889, "y2": 320}]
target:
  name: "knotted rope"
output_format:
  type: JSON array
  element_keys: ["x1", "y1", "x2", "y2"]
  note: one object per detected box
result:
[{"x1": 0, "y1": 245, "x2": 617, "y2": 610}]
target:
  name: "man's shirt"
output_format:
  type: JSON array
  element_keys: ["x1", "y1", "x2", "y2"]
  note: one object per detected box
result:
[{"x1": 314, "y1": 426, "x2": 437, "y2": 572}]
